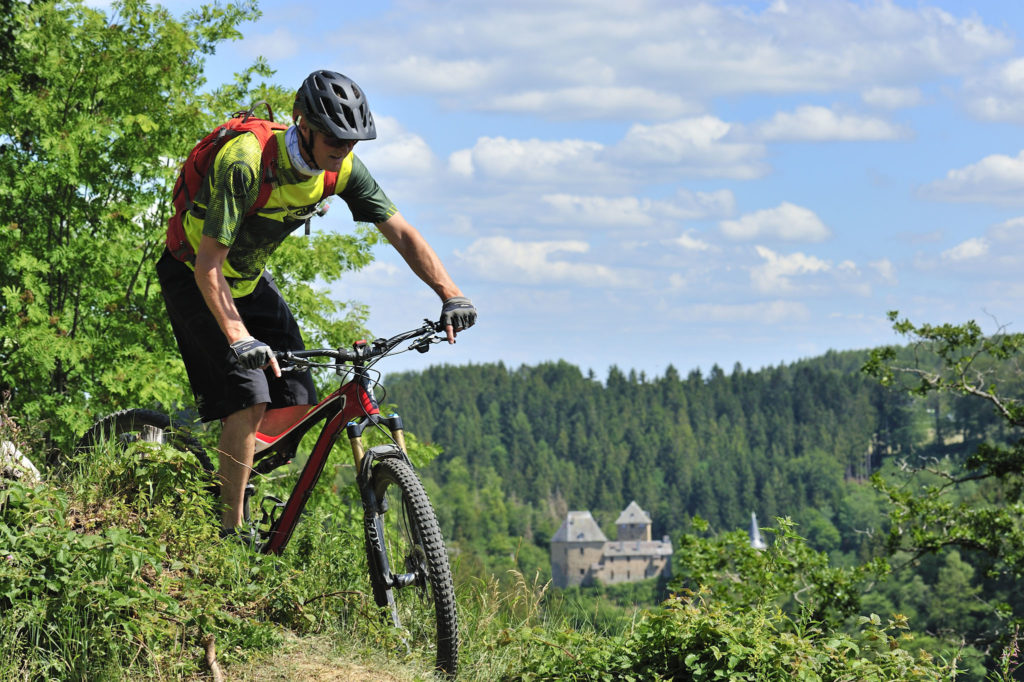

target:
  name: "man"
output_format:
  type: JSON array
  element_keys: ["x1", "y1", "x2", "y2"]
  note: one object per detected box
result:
[{"x1": 157, "y1": 69, "x2": 476, "y2": 536}]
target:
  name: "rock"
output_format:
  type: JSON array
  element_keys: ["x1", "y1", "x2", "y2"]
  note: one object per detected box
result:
[{"x1": 0, "y1": 440, "x2": 41, "y2": 483}]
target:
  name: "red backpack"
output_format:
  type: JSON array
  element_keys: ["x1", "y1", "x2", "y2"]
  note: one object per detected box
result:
[{"x1": 165, "y1": 102, "x2": 336, "y2": 262}]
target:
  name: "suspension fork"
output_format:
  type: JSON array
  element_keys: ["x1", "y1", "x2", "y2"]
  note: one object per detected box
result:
[
  {"x1": 349, "y1": 406, "x2": 412, "y2": 593},
  {"x1": 349, "y1": 414, "x2": 407, "y2": 472}
]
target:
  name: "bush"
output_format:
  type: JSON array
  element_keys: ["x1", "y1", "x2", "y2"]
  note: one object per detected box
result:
[{"x1": 508, "y1": 520, "x2": 957, "y2": 681}]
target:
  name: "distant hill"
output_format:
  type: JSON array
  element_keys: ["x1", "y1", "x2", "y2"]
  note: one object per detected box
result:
[{"x1": 382, "y1": 346, "x2": 997, "y2": 558}]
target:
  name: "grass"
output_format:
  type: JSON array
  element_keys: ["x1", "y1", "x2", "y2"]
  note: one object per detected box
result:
[{"x1": 0, "y1": 430, "x2": 563, "y2": 681}]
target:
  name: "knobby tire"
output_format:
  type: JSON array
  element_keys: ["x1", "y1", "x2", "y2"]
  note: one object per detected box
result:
[
  {"x1": 364, "y1": 456, "x2": 458, "y2": 677},
  {"x1": 74, "y1": 408, "x2": 213, "y2": 473}
]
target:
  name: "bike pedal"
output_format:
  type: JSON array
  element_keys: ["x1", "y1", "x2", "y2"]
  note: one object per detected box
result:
[{"x1": 259, "y1": 494, "x2": 286, "y2": 528}]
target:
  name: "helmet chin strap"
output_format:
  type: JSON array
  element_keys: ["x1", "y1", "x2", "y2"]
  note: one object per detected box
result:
[{"x1": 299, "y1": 126, "x2": 321, "y2": 171}]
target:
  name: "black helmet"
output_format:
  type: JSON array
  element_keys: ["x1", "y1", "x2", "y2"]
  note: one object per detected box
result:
[{"x1": 295, "y1": 70, "x2": 377, "y2": 140}]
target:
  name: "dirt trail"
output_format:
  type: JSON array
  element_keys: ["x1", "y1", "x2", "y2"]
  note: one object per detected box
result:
[{"x1": 219, "y1": 634, "x2": 412, "y2": 682}]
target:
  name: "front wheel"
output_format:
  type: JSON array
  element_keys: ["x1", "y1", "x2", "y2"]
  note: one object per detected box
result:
[{"x1": 363, "y1": 454, "x2": 458, "y2": 677}]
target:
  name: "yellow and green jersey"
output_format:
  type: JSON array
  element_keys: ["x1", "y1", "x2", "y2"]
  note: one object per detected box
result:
[{"x1": 181, "y1": 129, "x2": 397, "y2": 297}]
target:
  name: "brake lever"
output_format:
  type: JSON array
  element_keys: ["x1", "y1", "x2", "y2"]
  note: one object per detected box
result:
[{"x1": 410, "y1": 334, "x2": 444, "y2": 354}]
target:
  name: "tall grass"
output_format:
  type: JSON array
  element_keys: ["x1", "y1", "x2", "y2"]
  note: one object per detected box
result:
[{"x1": 0, "y1": 434, "x2": 423, "y2": 680}]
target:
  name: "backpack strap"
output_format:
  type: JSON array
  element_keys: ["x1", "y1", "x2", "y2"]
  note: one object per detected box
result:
[
  {"x1": 304, "y1": 168, "x2": 340, "y2": 236},
  {"x1": 320, "y1": 169, "x2": 339, "y2": 202},
  {"x1": 251, "y1": 131, "x2": 283, "y2": 213}
]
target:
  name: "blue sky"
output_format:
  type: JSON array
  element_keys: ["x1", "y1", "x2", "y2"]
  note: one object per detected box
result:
[{"x1": 183, "y1": 0, "x2": 1024, "y2": 379}]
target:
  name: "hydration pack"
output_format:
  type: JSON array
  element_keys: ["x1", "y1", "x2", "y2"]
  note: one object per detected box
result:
[{"x1": 165, "y1": 102, "x2": 336, "y2": 261}]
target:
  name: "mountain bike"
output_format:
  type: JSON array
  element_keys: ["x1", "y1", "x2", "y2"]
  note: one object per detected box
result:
[{"x1": 74, "y1": 320, "x2": 459, "y2": 677}]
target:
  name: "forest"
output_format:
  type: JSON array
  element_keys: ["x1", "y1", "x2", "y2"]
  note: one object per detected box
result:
[{"x1": 383, "y1": 336, "x2": 1024, "y2": 677}]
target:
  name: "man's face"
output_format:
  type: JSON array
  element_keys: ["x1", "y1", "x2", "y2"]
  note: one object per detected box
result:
[
  {"x1": 313, "y1": 131, "x2": 356, "y2": 173},
  {"x1": 297, "y1": 118, "x2": 357, "y2": 172}
]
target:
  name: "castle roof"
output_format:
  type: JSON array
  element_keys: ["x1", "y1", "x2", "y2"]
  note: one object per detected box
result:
[
  {"x1": 602, "y1": 539, "x2": 673, "y2": 558},
  {"x1": 551, "y1": 511, "x2": 608, "y2": 543},
  {"x1": 615, "y1": 500, "x2": 651, "y2": 526}
]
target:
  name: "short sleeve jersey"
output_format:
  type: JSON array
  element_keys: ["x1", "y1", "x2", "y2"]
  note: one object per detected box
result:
[{"x1": 181, "y1": 129, "x2": 397, "y2": 297}]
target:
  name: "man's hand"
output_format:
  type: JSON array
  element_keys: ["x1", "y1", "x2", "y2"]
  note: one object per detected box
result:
[
  {"x1": 230, "y1": 337, "x2": 280, "y2": 376},
  {"x1": 440, "y1": 296, "x2": 477, "y2": 343}
]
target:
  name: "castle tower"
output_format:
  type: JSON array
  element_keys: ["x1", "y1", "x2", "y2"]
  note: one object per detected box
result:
[
  {"x1": 615, "y1": 500, "x2": 652, "y2": 542},
  {"x1": 550, "y1": 511, "x2": 608, "y2": 588}
]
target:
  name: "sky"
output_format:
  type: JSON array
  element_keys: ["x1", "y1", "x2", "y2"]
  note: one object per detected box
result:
[{"x1": 170, "y1": 0, "x2": 1024, "y2": 379}]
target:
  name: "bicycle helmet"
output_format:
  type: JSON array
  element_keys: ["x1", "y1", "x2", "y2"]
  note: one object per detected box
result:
[{"x1": 294, "y1": 70, "x2": 377, "y2": 141}]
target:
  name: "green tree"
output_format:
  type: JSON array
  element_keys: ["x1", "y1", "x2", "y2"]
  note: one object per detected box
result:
[
  {"x1": 0, "y1": 0, "x2": 379, "y2": 448},
  {"x1": 864, "y1": 311, "x2": 1024, "y2": 664}
]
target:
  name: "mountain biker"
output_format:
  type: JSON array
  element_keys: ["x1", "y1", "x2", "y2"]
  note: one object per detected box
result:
[{"x1": 156, "y1": 69, "x2": 477, "y2": 538}]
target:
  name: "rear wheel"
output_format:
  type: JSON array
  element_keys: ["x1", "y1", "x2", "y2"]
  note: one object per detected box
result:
[
  {"x1": 74, "y1": 408, "x2": 213, "y2": 473},
  {"x1": 364, "y1": 453, "x2": 458, "y2": 677}
]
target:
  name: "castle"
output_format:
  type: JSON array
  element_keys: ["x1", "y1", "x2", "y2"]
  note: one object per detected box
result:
[{"x1": 549, "y1": 501, "x2": 673, "y2": 588}]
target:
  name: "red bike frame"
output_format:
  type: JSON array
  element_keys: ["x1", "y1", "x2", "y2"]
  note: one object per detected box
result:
[{"x1": 254, "y1": 340, "x2": 410, "y2": 554}]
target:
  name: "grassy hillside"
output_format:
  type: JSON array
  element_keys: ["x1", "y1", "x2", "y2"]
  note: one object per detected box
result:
[{"x1": 0, "y1": 425, "x2": 969, "y2": 681}]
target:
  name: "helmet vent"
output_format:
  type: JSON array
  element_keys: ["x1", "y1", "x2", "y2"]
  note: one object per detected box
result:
[{"x1": 332, "y1": 83, "x2": 349, "y2": 100}]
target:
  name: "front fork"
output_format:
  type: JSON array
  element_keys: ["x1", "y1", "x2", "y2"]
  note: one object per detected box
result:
[
  {"x1": 349, "y1": 413, "x2": 407, "y2": 473},
  {"x1": 350, "y1": 414, "x2": 415, "y2": 600}
]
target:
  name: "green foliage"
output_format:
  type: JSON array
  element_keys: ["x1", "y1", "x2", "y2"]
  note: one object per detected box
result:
[
  {"x1": 272, "y1": 226, "x2": 381, "y2": 350},
  {"x1": 863, "y1": 311, "x2": 1024, "y2": 671},
  {"x1": 673, "y1": 516, "x2": 888, "y2": 628},
  {"x1": 0, "y1": 0, "x2": 382, "y2": 451},
  {"x1": 510, "y1": 528, "x2": 953, "y2": 681},
  {"x1": 0, "y1": 0, "x2": 248, "y2": 444},
  {"x1": 0, "y1": 433, "x2": 380, "y2": 679},
  {"x1": 513, "y1": 600, "x2": 951, "y2": 681}
]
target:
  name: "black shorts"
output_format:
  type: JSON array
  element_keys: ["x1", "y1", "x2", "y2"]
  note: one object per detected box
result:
[{"x1": 156, "y1": 249, "x2": 318, "y2": 422}]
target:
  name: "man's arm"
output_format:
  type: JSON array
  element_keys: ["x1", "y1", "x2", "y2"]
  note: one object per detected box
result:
[
  {"x1": 375, "y1": 212, "x2": 473, "y2": 342},
  {"x1": 194, "y1": 235, "x2": 280, "y2": 375}
]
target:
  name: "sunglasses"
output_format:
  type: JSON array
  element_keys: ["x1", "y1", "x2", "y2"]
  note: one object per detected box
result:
[{"x1": 320, "y1": 133, "x2": 354, "y2": 149}]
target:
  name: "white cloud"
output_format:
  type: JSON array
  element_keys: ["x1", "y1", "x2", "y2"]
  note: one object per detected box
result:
[
  {"x1": 861, "y1": 86, "x2": 923, "y2": 109},
  {"x1": 448, "y1": 137, "x2": 605, "y2": 182},
  {"x1": 720, "y1": 203, "x2": 830, "y2": 242},
  {"x1": 965, "y1": 58, "x2": 1024, "y2": 123},
  {"x1": 447, "y1": 119, "x2": 763, "y2": 187},
  {"x1": 541, "y1": 189, "x2": 734, "y2": 229},
  {"x1": 942, "y1": 237, "x2": 989, "y2": 262},
  {"x1": 488, "y1": 86, "x2": 700, "y2": 120},
  {"x1": 672, "y1": 230, "x2": 715, "y2": 252},
  {"x1": 455, "y1": 236, "x2": 621, "y2": 286},
  {"x1": 966, "y1": 95, "x2": 1024, "y2": 123},
  {"x1": 341, "y1": 0, "x2": 1011, "y2": 119},
  {"x1": 990, "y1": 216, "x2": 1024, "y2": 242},
  {"x1": 750, "y1": 246, "x2": 831, "y2": 294},
  {"x1": 355, "y1": 116, "x2": 435, "y2": 174},
  {"x1": 869, "y1": 259, "x2": 898, "y2": 284},
  {"x1": 675, "y1": 300, "x2": 812, "y2": 324},
  {"x1": 617, "y1": 117, "x2": 766, "y2": 178},
  {"x1": 240, "y1": 28, "x2": 302, "y2": 61},
  {"x1": 542, "y1": 195, "x2": 655, "y2": 228},
  {"x1": 668, "y1": 272, "x2": 690, "y2": 290},
  {"x1": 755, "y1": 106, "x2": 906, "y2": 141},
  {"x1": 448, "y1": 149, "x2": 474, "y2": 178},
  {"x1": 921, "y1": 150, "x2": 1024, "y2": 204},
  {"x1": 374, "y1": 55, "x2": 494, "y2": 92}
]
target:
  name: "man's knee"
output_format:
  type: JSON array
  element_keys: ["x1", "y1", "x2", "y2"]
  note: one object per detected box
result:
[{"x1": 222, "y1": 403, "x2": 268, "y2": 432}]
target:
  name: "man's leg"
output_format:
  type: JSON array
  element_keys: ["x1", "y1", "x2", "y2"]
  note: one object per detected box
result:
[{"x1": 218, "y1": 403, "x2": 266, "y2": 531}]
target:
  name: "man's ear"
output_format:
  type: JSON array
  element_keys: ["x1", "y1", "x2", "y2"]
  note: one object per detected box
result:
[{"x1": 292, "y1": 109, "x2": 302, "y2": 127}]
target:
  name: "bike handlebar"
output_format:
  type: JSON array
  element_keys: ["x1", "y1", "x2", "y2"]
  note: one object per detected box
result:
[{"x1": 277, "y1": 319, "x2": 445, "y2": 371}]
